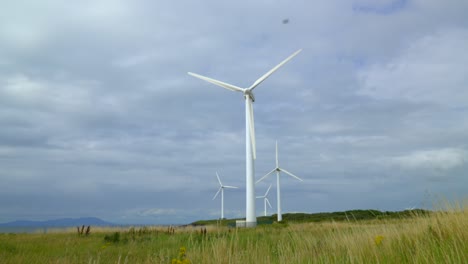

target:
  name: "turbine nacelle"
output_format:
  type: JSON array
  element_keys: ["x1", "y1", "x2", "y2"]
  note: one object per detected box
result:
[{"x1": 243, "y1": 90, "x2": 255, "y2": 102}]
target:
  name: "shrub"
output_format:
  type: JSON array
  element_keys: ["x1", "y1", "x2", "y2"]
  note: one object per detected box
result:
[{"x1": 103, "y1": 232, "x2": 120, "y2": 243}]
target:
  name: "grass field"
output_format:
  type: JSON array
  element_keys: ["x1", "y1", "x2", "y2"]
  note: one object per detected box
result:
[{"x1": 0, "y1": 201, "x2": 466, "y2": 264}]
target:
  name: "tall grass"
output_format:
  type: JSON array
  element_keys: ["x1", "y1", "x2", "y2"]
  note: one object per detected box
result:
[{"x1": 0, "y1": 200, "x2": 466, "y2": 263}]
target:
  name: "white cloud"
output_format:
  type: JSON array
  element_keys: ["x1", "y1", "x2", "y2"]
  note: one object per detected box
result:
[
  {"x1": 392, "y1": 148, "x2": 468, "y2": 170},
  {"x1": 352, "y1": 0, "x2": 406, "y2": 13},
  {"x1": 315, "y1": 135, "x2": 389, "y2": 147},
  {"x1": 353, "y1": 0, "x2": 399, "y2": 4},
  {"x1": 358, "y1": 28, "x2": 468, "y2": 106},
  {"x1": 3, "y1": 74, "x2": 45, "y2": 100},
  {"x1": 307, "y1": 123, "x2": 352, "y2": 133},
  {"x1": 137, "y1": 208, "x2": 178, "y2": 217},
  {"x1": 0, "y1": 23, "x2": 48, "y2": 51},
  {"x1": 113, "y1": 52, "x2": 159, "y2": 68},
  {"x1": 0, "y1": 74, "x2": 94, "y2": 109}
]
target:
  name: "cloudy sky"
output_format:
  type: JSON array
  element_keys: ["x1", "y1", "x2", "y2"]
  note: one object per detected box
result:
[{"x1": 1, "y1": 0, "x2": 467, "y2": 225}]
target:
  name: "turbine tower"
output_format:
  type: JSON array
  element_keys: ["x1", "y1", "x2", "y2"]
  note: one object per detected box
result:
[
  {"x1": 256, "y1": 184, "x2": 273, "y2": 216},
  {"x1": 256, "y1": 141, "x2": 302, "y2": 222},
  {"x1": 213, "y1": 172, "x2": 238, "y2": 219},
  {"x1": 189, "y1": 49, "x2": 302, "y2": 227}
]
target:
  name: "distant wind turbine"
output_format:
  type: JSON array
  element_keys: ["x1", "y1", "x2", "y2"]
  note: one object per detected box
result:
[
  {"x1": 189, "y1": 49, "x2": 302, "y2": 227},
  {"x1": 256, "y1": 184, "x2": 273, "y2": 216},
  {"x1": 213, "y1": 172, "x2": 238, "y2": 219},
  {"x1": 256, "y1": 141, "x2": 302, "y2": 222}
]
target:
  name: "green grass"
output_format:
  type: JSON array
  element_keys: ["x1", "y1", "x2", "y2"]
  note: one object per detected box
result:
[{"x1": 0, "y1": 201, "x2": 466, "y2": 263}]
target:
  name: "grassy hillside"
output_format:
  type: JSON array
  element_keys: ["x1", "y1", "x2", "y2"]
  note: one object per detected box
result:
[
  {"x1": 189, "y1": 208, "x2": 431, "y2": 226},
  {"x1": 0, "y1": 202, "x2": 466, "y2": 263}
]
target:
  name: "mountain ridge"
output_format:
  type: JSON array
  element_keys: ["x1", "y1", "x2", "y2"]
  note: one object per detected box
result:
[{"x1": 0, "y1": 217, "x2": 115, "y2": 227}]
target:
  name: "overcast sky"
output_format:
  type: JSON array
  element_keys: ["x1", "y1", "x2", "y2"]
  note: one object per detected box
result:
[{"x1": 1, "y1": 0, "x2": 467, "y2": 225}]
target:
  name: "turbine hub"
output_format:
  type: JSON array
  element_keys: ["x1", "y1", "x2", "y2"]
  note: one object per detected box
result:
[{"x1": 244, "y1": 90, "x2": 255, "y2": 102}]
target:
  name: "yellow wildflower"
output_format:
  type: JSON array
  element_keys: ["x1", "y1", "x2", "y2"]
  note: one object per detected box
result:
[{"x1": 374, "y1": 235, "x2": 384, "y2": 246}]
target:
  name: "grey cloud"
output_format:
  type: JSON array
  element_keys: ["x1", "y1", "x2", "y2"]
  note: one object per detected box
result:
[
  {"x1": 1, "y1": 1, "x2": 467, "y2": 224},
  {"x1": 358, "y1": 28, "x2": 468, "y2": 107}
]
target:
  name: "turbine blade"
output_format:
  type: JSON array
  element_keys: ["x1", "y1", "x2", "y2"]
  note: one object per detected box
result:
[
  {"x1": 248, "y1": 49, "x2": 302, "y2": 90},
  {"x1": 266, "y1": 198, "x2": 272, "y2": 208},
  {"x1": 265, "y1": 184, "x2": 272, "y2": 196},
  {"x1": 255, "y1": 168, "x2": 276, "y2": 184},
  {"x1": 256, "y1": 196, "x2": 264, "y2": 199},
  {"x1": 188, "y1": 72, "x2": 245, "y2": 92},
  {"x1": 248, "y1": 100, "x2": 256, "y2": 159},
  {"x1": 280, "y1": 168, "x2": 303, "y2": 181},
  {"x1": 223, "y1": 186, "x2": 238, "y2": 189},
  {"x1": 212, "y1": 187, "x2": 222, "y2": 200},
  {"x1": 216, "y1": 172, "x2": 222, "y2": 186}
]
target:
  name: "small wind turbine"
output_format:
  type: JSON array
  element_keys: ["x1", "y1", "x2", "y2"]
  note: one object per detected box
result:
[
  {"x1": 189, "y1": 49, "x2": 302, "y2": 227},
  {"x1": 256, "y1": 141, "x2": 302, "y2": 222},
  {"x1": 213, "y1": 172, "x2": 238, "y2": 219},
  {"x1": 256, "y1": 184, "x2": 273, "y2": 216}
]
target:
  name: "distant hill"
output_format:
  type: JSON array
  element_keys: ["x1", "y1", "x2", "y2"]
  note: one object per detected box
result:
[
  {"x1": 0, "y1": 217, "x2": 115, "y2": 227},
  {"x1": 190, "y1": 209, "x2": 431, "y2": 226}
]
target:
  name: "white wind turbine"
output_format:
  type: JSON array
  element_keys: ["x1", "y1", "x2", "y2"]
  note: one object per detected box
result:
[
  {"x1": 213, "y1": 172, "x2": 238, "y2": 219},
  {"x1": 256, "y1": 184, "x2": 273, "y2": 217},
  {"x1": 189, "y1": 49, "x2": 302, "y2": 227},
  {"x1": 256, "y1": 141, "x2": 302, "y2": 222}
]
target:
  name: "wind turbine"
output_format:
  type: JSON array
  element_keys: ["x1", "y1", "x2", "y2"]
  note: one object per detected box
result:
[
  {"x1": 213, "y1": 172, "x2": 238, "y2": 219},
  {"x1": 256, "y1": 141, "x2": 302, "y2": 222},
  {"x1": 188, "y1": 49, "x2": 302, "y2": 227},
  {"x1": 256, "y1": 184, "x2": 273, "y2": 216}
]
